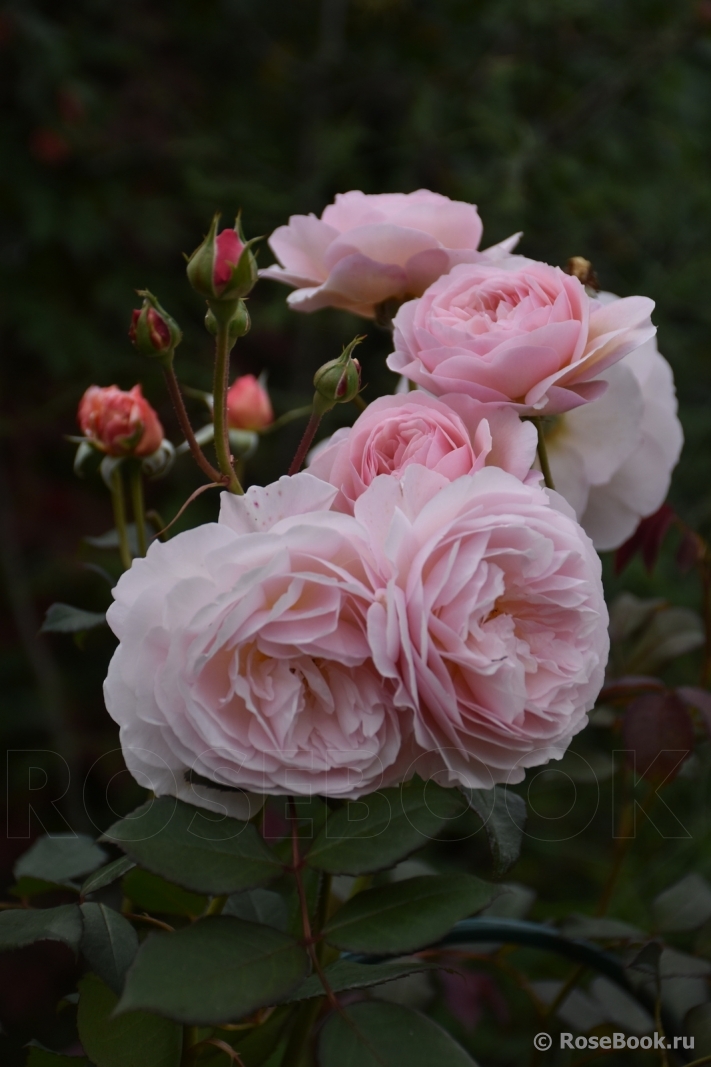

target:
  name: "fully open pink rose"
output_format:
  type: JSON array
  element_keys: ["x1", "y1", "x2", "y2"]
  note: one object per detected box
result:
[
  {"x1": 388, "y1": 259, "x2": 656, "y2": 414},
  {"x1": 544, "y1": 292, "x2": 683, "y2": 550},
  {"x1": 357, "y1": 465, "x2": 609, "y2": 789},
  {"x1": 104, "y1": 474, "x2": 407, "y2": 808},
  {"x1": 261, "y1": 189, "x2": 517, "y2": 318},
  {"x1": 308, "y1": 391, "x2": 537, "y2": 512}
]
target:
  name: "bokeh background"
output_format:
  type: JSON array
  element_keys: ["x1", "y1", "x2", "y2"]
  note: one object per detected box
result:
[{"x1": 2, "y1": 0, "x2": 711, "y2": 1060}]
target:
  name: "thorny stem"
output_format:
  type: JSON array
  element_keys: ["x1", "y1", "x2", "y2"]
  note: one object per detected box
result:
[
  {"x1": 129, "y1": 463, "x2": 148, "y2": 557},
  {"x1": 110, "y1": 466, "x2": 133, "y2": 571},
  {"x1": 534, "y1": 417, "x2": 555, "y2": 490},
  {"x1": 288, "y1": 411, "x2": 322, "y2": 476},
  {"x1": 213, "y1": 324, "x2": 243, "y2": 494},
  {"x1": 181, "y1": 1026, "x2": 200, "y2": 1067},
  {"x1": 123, "y1": 912, "x2": 174, "y2": 933},
  {"x1": 289, "y1": 798, "x2": 339, "y2": 1011},
  {"x1": 163, "y1": 364, "x2": 225, "y2": 485}
]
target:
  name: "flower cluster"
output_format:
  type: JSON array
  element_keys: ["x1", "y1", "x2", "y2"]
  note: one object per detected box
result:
[{"x1": 100, "y1": 189, "x2": 683, "y2": 807}]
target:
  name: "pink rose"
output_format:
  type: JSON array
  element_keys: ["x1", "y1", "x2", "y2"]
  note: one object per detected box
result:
[
  {"x1": 104, "y1": 473, "x2": 407, "y2": 807},
  {"x1": 78, "y1": 384, "x2": 164, "y2": 458},
  {"x1": 544, "y1": 292, "x2": 683, "y2": 550},
  {"x1": 308, "y1": 391, "x2": 537, "y2": 512},
  {"x1": 357, "y1": 465, "x2": 609, "y2": 789},
  {"x1": 388, "y1": 259, "x2": 656, "y2": 414},
  {"x1": 213, "y1": 227, "x2": 244, "y2": 290},
  {"x1": 261, "y1": 189, "x2": 516, "y2": 318},
  {"x1": 226, "y1": 374, "x2": 274, "y2": 431}
]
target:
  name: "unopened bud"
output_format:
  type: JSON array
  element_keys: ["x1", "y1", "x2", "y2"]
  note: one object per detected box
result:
[
  {"x1": 78, "y1": 384, "x2": 164, "y2": 458},
  {"x1": 186, "y1": 213, "x2": 260, "y2": 302},
  {"x1": 566, "y1": 256, "x2": 600, "y2": 291},
  {"x1": 312, "y1": 337, "x2": 364, "y2": 415},
  {"x1": 227, "y1": 374, "x2": 274, "y2": 431},
  {"x1": 130, "y1": 291, "x2": 182, "y2": 364}
]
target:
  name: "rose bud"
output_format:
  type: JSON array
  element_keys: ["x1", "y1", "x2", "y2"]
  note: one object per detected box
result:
[
  {"x1": 313, "y1": 336, "x2": 363, "y2": 415},
  {"x1": 226, "y1": 375, "x2": 274, "y2": 431},
  {"x1": 186, "y1": 213, "x2": 259, "y2": 302},
  {"x1": 78, "y1": 384, "x2": 164, "y2": 458},
  {"x1": 129, "y1": 291, "x2": 182, "y2": 363}
]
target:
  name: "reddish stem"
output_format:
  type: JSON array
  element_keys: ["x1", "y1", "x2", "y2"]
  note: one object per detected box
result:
[
  {"x1": 163, "y1": 365, "x2": 225, "y2": 485},
  {"x1": 289, "y1": 798, "x2": 339, "y2": 1010},
  {"x1": 288, "y1": 411, "x2": 322, "y2": 476}
]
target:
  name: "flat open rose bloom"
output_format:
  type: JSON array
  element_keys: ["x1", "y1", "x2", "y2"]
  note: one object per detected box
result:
[
  {"x1": 261, "y1": 188, "x2": 517, "y2": 318},
  {"x1": 388, "y1": 258, "x2": 656, "y2": 414}
]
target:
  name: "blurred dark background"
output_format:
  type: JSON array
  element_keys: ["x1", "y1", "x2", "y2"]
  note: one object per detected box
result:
[{"x1": 1, "y1": 0, "x2": 711, "y2": 1048}]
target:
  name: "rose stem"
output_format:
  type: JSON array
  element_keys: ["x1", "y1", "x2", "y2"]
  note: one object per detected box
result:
[
  {"x1": 288, "y1": 798, "x2": 339, "y2": 1009},
  {"x1": 110, "y1": 466, "x2": 133, "y2": 571},
  {"x1": 162, "y1": 364, "x2": 225, "y2": 485},
  {"x1": 534, "y1": 417, "x2": 555, "y2": 490},
  {"x1": 129, "y1": 464, "x2": 148, "y2": 557},
  {"x1": 213, "y1": 323, "x2": 243, "y2": 495},
  {"x1": 288, "y1": 411, "x2": 322, "y2": 476}
]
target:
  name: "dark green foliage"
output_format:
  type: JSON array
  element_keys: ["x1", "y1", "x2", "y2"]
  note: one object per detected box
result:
[
  {"x1": 104, "y1": 798, "x2": 282, "y2": 894},
  {"x1": 318, "y1": 1001, "x2": 477, "y2": 1067},
  {"x1": 77, "y1": 973, "x2": 182, "y2": 1067},
  {"x1": 0, "y1": 904, "x2": 82, "y2": 954},
  {"x1": 322, "y1": 874, "x2": 497, "y2": 954},
  {"x1": 79, "y1": 902, "x2": 138, "y2": 994},
  {"x1": 116, "y1": 916, "x2": 310, "y2": 1024}
]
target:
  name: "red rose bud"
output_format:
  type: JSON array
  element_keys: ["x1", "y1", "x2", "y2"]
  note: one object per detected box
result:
[
  {"x1": 227, "y1": 375, "x2": 274, "y2": 431},
  {"x1": 129, "y1": 291, "x2": 182, "y2": 363},
  {"x1": 78, "y1": 384, "x2": 164, "y2": 458},
  {"x1": 186, "y1": 213, "x2": 260, "y2": 302}
]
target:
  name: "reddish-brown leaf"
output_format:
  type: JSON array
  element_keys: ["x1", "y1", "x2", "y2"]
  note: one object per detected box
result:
[
  {"x1": 614, "y1": 504, "x2": 677, "y2": 575},
  {"x1": 622, "y1": 691, "x2": 694, "y2": 783}
]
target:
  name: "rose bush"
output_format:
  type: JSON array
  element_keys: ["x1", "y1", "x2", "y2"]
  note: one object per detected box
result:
[
  {"x1": 387, "y1": 258, "x2": 656, "y2": 414},
  {"x1": 543, "y1": 293, "x2": 683, "y2": 550},
  {"x1": 308, "y1": 390, "x2": 537, "y2": 512},
  {"x1": 261, "y1": 188, "x2": 517, "y2": 317}
]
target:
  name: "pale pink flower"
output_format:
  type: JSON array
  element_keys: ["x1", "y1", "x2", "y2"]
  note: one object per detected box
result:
[
  {"x1": 388, "y1": 259, "x2": 656, "y2": 415},
  {"x1": 357, "y1": 465, "x2": 609, "y2": 789},
  {"x1": 308, "y1": 391, "x2": 537, "y2": 512},
  {"x1": 543, "y1": 293, "x2": 683, "y2": 550},
  {"x1": 261, "y1": 189, "x2": 517, "y2": 318},
  {"x1": 104, "y1": 474, "x2": 406, "y2": 809}
]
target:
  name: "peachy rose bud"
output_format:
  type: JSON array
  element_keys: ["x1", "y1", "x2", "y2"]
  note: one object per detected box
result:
[
  {"x1": 129, "y1": 291, "x2": 182, "y2": 363},
  {"x1": 227, "y1": 375, "x2": 274, "y2": 431},
  {"x1": 78, "y1": 384, "x2": 164, "y2": 458},
  {"x1": 186, "y1": 213, "x2": 260, "y2": 302},
  {"x1": 313, "y1": 337, "x2": 363, "y2": 415}
]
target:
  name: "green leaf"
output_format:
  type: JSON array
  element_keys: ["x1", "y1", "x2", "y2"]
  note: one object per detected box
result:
[
  {"x1": 317, "y1": 1001, "x2": 477, "y2": 1067},
  {"x1": 41, "y1": 603, "x2": 107, "y2": 634},
  {"x1": 466, "y1": 787, "x2": 527, "y2": 877},
  {"x1": 287, "y1": 958, "x2": 437, "y2": 1001},
  {"x1": 223, "y1": 888, "x2": 288, "y2": 931},
  {"x1": 80, "y1": 903, "x2": 139, "y2": 995},
  {"x1": 122, "y1": 868, "x2": 207, "y2": 917},
  {"x1": 305, "y1": 780, "x2": 467, "y2": 876},
  {"x1": 82, "y1": 855, "x2": 136, "y2": 896},
  {"x1": 14, "y1": 834, "x2": 107, "y2": 884},
  {"x1": 9, "y1": 876, "x2": 72, "y2": 899},
  {"x1": 322, "y1": 875, "x2": 497, "y2": 955},
  {"x1": 26, "y1": 1050, "x2": 90, "y2": 1067},
  {"x1": 117, "y1": 916, "x2": 309, "y2": 1024},
  {"x1": 77, "y1": 973, "x2": 181, "y2": 1067},
  {"x1": 0, "y1": 904, "x2": 82, "y2": 954},
  {"x1": 686, "y1": 1003, "x2": 711, "y2": 1057},
  {"x1": 653, "y1": 873, "x2": 711, "y2": 932},
  {"x1": 231, "y1": 1005, "x2": 294, "y2": 1067},
  {"x1": 104, "y1": 798, "x2": 282, "y2": 895}
]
